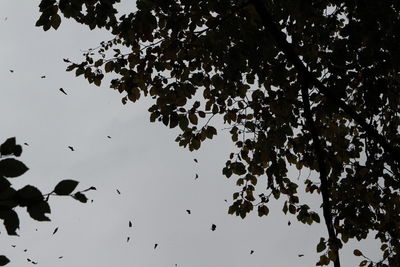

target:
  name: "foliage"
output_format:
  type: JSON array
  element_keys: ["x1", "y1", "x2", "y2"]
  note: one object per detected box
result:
[
  {"x1": 0, "y1": 137, "x2": 94, "y2": 265},
  {"x1": 36, "y1": 0, "x2": 400, "y2": 266}
]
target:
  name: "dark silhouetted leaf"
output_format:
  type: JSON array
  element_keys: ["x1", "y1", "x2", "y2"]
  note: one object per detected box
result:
[
  {"x1": 54, "y1": 180, "x2": 79, "y2": 195},
  {"x1": 211, "y1": 224, "x2": 216, "y2": 231},
  {"x1": 250, "y1": 250, "x2": 254, "y2": 254},
  {"x1": 0, "y1": 255, "x2": 10, "y2": 266},
  {"x1": 59, "y1": 88, "x2": 68, "y2": 95},
  {"x1": 0, "y1": 209, "x2": 19, "y2": 235},
  {"x1": 154, "y1": 243, "x2": 158, "y2": 249},
  {"x1": 53, "y1": 227, "x2": 58, "y2": 235},
  {"x1": 0, "y1": 137, "x2": 16, "y2": 156},
  {"x1": 0, "y1": 158, "x2": 29, "y2": 178},
  {"x1": 73, "y1": 192, "x2": 87, "y2": 203},
  {"x1": 186, "y1": 209, "x2": 191, "y2": 214},
  {"x1": 67, "y1": 146, "x2": 74, "y2": 151},
  {"x1": 317, "y1": 238, "x2": 326, "y2": 253},
  {"x1": 353, "y1": 249, "x2": 362, "y2": 256},
  {"x1": 129, "y1": 221, "x2": 132, "y2": 227},
  {"x1": 51, "y1": 14, "x2": 61, "y2": 29},
  {"x1": 0, "y1": 177, "x2": 11, "y2": 192},
  {"x1": 27, "y1": 201, "x2": 51, "y2": 221},
  {"x1": 17, "y1": 185, "x2": 43, "y2": 206}
]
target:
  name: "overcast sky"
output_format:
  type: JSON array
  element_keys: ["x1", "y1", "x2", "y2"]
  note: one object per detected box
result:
[{"x1": 0, "y1": 1, "x2": 382, "y2": 266}]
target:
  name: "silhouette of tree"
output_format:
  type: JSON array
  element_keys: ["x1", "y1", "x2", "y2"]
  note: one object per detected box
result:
[{"x1": 35, "y1": 1, "x2": 400, "y2": 266}]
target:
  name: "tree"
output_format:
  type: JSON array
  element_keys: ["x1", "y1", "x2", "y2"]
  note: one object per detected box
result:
[
  {"x1": 35, "y1": 0, "x2": 400, "y2": 266},
  {"x1": 0, "y1": 137, "x2": 94, "y2": 265}
]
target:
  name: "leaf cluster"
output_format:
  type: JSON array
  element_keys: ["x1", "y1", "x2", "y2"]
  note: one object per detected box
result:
[{"x1": 0, "y1": 137, "x2": 94, "y2": 265}]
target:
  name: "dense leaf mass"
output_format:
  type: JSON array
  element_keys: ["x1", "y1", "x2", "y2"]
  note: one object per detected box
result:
[{"x1": 36, "y1": 0, "x2": 400, "y2": 266}]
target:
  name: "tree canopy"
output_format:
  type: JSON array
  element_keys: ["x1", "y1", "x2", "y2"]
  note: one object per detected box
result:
[{"x1": 35, "y1": 0, "x2": 400, "y2": 266}]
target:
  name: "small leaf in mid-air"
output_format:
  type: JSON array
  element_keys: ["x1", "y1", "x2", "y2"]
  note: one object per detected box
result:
[{"x1": 211, "y1": 224, "x2": 216, "y2": 231}]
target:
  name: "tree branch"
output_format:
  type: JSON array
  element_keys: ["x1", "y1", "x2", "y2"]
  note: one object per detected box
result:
[
  {"x1": 300, "y1": 77, "x2": 341, "y2": 267},
  {"x1": 250, "y1": 0, "x2": 400, "y2": 162}
]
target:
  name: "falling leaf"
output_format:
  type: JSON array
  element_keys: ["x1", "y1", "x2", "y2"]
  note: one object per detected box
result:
[
  {"x1": 40, "y1": 75, "x2": 46, "y2": 79},
  {"x1": 195, "y1": 173, "x2": 198, "y2": 179},
  {"x1": 129, "y1": 221, "x2": 132, "y2": 227},
  {"x1": 154, "y1": 243, "x2": 158, "y2": 249},
  {"x1": 211, "y1": 224, "x2": 216, "y2": 231},
  {"x1": 116, "y1": 189, "x2": 121, "y2": 194},
  {"x1": 11, "y1": 245, "x2": 16, "y2": 248},
  {"x1": 298, "y1": 254, "x2": 304, "y2": 257},
  {"x1": 24, "y1": 249, "x2": 27, "y2": 252},
  {"x1": 250, "y1": 250, "x2": 254, "y2": 255},
  {"x1": 107, "y1": 136, "x2": 111, "y2": 139},
  {"x1": 53, "y1": 227, "x2": 58, "y2": 235},
  {"x1": 9, "y1": 70, "x2": 14, "y2": 73},
  {"x1": 68, "y1": 146, "x2": 74, "y2": 151},
  {"x1": 59, "y1": 88, "x2": 68, "y2": 95},
  {"x1": 127, "y1": 237, "x2": 130, "y2": 242},
  {"x1": 288, "y1": 221, "x2": 291, "y2": 226},
  {"x1": 58, "y1": 256, "x2": 63, "y2": 259},
  {"x1": 194, "y1": 158, "x2": 198, "y2": 163},
  {"x1": 24, "y1": 143, "x2": 29, "y2": 146},
  {"x1": 186, "y1": 210, "x2": 191, "y2": 214}
]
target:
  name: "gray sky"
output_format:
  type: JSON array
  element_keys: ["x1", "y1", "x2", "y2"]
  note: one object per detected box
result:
[{"x1": 0, "y1": 1, "x2": 381, "y2": 266}]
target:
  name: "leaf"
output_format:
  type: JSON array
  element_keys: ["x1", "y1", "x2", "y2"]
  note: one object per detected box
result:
[
  {"x1": 53, "y1": 227, "x2": 58, "y2": 235},
  {"x1": 0, "y1": 255, "x2": 10, "y2": 266},
  {"x1": 316, "y1": 238, "x2": 326, "y2": 253},
  {"x1": 0, "y1": 159, "x2": 29, "y2": 178},
  {"x1": 54, "y1": 180, "x2": 79, "y2": 195},
  {"x1": 129, "y1": 221, "x2": 132, "y2": 227},
  {"x1": 0, "y1": 177, "x2": 11, "y2": 192},
  {"x1": 311, "y1": 212, "x2": 320, "y2": 223},
  {"x1": 0, "y1": 137, "x2": 21, "y2": 156},
  {"x1": 27, "y1": 201, "x2": 51, "y2": 221},
  {"x1": 0, "y1": 209, "x2": 19, "y2": 235},
  {"x1": 353, "y1": 249, "x2": 363, "y2": 256},
  {"x1": 188, "y1": 113, "x2": 198, "y2": 125},
  {"x1": 73, "y1": 192, "x2": 87, "y2": 203},
  {"x1": 257, "y1": 205, "x2": 269, "y2": 216},
  {"x1": 105, "y1": 61, "x2": 114, "y2": 72},
  {"x1": 51, "y1": 14, "x2": 61, "y2": 29},
  {"x1": 211, "y1": 224, "x2": 216, "y2": 231},
  {"x1": 17, "y1": 185, "x2": 42, "y2": 199}
]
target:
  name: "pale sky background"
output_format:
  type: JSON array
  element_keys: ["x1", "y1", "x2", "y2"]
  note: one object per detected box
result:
[{"x1": 0, "y1": 1, "x2": 381, "y2": 266}]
